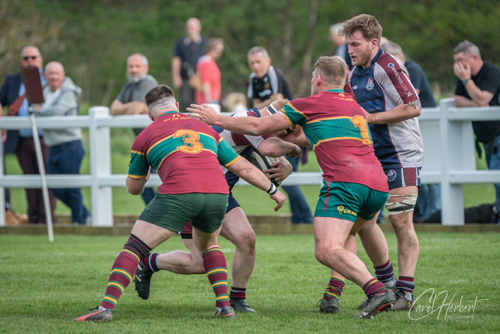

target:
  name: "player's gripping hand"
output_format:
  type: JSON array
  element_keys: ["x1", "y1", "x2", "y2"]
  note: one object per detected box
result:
[
  {"x1": 265, "y1": 161, "x2": 292, "y2": 184},
  {"x1": 270, "y1": 190, "x2": 286, "y2": 212},
  {"x1": 186, "y1": 104, "x2": 220, "y2": 125}
]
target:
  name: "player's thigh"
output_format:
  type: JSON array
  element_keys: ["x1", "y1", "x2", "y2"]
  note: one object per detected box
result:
[
  {"x1": 315, "y1": 181, "x2": 366, "y2": 223},
  {"x1": 220, "y1": 207, "x2": 255, "y2": 245},
  {"x1": 191, "y1": 193, "x2": 228, "y2": 234},
  {"x1": 138, "y1": 193, "x2": 206, "y2": 233}
]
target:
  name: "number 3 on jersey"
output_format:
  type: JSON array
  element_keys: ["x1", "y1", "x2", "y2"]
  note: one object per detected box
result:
[
  {"x1": 350, "y1": 115, "x2": 373, "y2": 145},
  {"x1": 174, "y1": 129, "x2": 204, "y2": 154}
]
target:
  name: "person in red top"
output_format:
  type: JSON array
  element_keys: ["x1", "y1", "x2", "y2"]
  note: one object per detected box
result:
[
  {"x1": 195, "y1": 38, "x2": 224, "y2": 106},
  {"x1": 188, "y1": 57, "x2": 396, "y2": 319},
  {"x1": 75, "y1": 85, "x2": 285, "y2": 322}
]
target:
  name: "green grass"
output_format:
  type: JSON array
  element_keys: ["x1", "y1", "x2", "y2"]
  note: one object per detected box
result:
[
  {"x1": 0, "y1": 233, "x2": 498, "y2": 333},
  {"x1": 4, "y1": 133, "x2": 496, "y2": 216}
]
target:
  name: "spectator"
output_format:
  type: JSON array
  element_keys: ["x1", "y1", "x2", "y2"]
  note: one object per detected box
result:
[
  {"x1": 111, "y1": 53, "x2": 157, "y2": 205},
  {"x1": 381, "y1": 40, "x2": 441, "y2": 222},
  {"x1": 195, "y1": 38, "x2": 224, "y2": 106},
  {"x1": 172, "y1": 17, "x2": 207, "y2": 112},
  {"x1": 0, "y1": 45, "x2": 55, "y2": 224},
  {"x1": 453, "y1": 40, "x2": 500, "y2": 224},
  {"x1": 247, "y1": 46, "x2": 313, "y2": 224},
  {"x1": 34, "y1": 62, "x2": 90, "y2": 225},
  {"x1": 329, "y1": 23, "x2": 353, "y2": 70}
]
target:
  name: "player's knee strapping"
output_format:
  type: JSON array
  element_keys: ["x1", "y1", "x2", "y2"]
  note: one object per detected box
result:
[
  {"x1": 123, "y1": 233, "x2": 152, "y2": 261},
  {"x1": 385, "y1": 194, "x2": 418, "y2": 216}
]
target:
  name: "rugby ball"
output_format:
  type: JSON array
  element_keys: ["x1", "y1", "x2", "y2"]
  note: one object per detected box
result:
[{"x1": 249, "y1": 150, "x2": 280, "y2": 187}]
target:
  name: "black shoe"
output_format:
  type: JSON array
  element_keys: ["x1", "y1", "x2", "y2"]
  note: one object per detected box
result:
[
  {"x1": 74, "y1": 306, "x2": 113, "y2": 322},
  {"x1": 358, "y1": 285, "x2": 395, "y2": 309},
  {"x1": 318, "y1": 298, "x2": 339, "y2": 313},
  {"x1": 230, "y1": 299, "x2": 256, "y2": 313},
  {"x1": 216, "y1": 305, "x2": 236, "y2": 319},
  {"x1": 390, "y1": 289, "x2": 414, "y2": 311},
  {"x1": 134, "y1": 262, "x2": 154, "y2": 300},
  {"x1": 357, "y1": 290, "x2": 396, "y2": 319}
]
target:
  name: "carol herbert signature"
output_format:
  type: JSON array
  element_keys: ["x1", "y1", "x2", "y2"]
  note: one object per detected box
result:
[{"x1": 409, "y1": 288, "x2": 488, "y2": 320}]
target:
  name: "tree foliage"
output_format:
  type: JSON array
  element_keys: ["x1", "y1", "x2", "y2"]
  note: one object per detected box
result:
[{"x1": 3, "y1": 0, "x2": 500, "y2": 106}]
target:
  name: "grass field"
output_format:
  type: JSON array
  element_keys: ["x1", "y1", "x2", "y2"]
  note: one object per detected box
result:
[
  {"x1": 3, "y1": 130, "x2": 496, "y2": 217},
  {"x1": 1, "y1": 233, "x2": 498, "y2": 333}
]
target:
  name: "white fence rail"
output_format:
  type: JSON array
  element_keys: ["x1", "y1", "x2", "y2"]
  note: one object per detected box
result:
[{"x1": 1, "y1": 99, "x2": 499, "y2": 226}]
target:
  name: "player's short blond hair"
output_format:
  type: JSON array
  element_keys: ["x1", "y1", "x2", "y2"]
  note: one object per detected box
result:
[{"x1": 313, "y1": 56, "x2": 346, "y2": 87}]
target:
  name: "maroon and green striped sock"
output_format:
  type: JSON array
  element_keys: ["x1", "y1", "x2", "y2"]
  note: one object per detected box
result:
[
  {"x1": 323, "y1": 275, "x2": 345, "y2": 301},
  {"x1": 363, "y1": 278, "x2": 388, "y2": 298},
  {"x1": 100, "y1": 234, "x2": 151, "y2": 309},
  {"x1": 202, "y1": 246, "x2": 230, "y2": 309}
]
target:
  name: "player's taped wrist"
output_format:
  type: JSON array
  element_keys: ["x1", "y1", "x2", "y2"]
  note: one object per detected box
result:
[{"x1": 266, "y1": 182, "x2": 278, "y2": 195}]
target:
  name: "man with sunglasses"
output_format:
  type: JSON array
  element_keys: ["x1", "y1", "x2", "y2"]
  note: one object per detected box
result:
[{"x1": 0, "y1": 46, "x2": 56, "y2": 225}]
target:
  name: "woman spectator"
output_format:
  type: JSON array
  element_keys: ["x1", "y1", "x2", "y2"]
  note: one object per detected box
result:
[{"x1": 195, "y1": 38, "x2": 224, "y2": 106}]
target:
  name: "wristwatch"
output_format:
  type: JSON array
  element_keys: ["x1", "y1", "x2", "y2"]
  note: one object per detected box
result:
[{"x1": 462, "y1": 78, "x2": 471, "y2": 86}]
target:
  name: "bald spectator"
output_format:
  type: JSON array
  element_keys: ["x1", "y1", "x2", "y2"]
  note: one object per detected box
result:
[
  {"x1": 0, "y1": 45, "x2": 55, "y2": 224},
  {"x1": 111, "y1": 53, "x2": 158, "y2": 205},
  {"x1": 172, "y1": 18, "x2": 207, "y2": 112},
  {"x1": 34, "y1": 62, "x2": 90, "y2": 225}
]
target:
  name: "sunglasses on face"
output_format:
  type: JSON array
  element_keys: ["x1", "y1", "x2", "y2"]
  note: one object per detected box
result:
[{"x1": 22, "y1": 56, "x2": 38, "y2": 61}]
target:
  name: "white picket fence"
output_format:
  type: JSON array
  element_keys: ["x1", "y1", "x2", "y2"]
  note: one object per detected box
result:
[{"x1": 1, "y1": 98, "x2": 499, "y2": 226}]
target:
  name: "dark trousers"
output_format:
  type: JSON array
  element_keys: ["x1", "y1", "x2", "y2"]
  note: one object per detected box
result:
[
  {"x1": 15, "y1": 137, "x2": 56, "y2": 224},
  {"x1": 47, "y1": 140, "x2": 89, "y2": 224},
  {"x1": 179, "y1": 80, "x2": 195, "y2": 113},
  {"x1": 281, "y1": 155, "x2": 313, "y2": 224}
]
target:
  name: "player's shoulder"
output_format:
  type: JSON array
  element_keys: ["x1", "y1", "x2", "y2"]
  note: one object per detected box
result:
[{"x1": 376, "y1": 52, "x2": 403, "y2": 72}]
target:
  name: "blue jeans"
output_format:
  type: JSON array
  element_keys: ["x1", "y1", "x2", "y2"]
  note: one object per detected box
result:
[
  {"x1": 417, "y1": 184, "x2": 442, "y2": 220},
  {"x1": 281, "y1": 156, "x2": 313, "y2": 224},
  {"x1": 47, "y1": 140, "x2": 90, "y2": 224},
  {"x1": 484, "y1": 136, "x2": 500, "y2": 224}
]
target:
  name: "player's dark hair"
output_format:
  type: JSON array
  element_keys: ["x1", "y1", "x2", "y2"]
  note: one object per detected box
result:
[
  {"x1": 313, "y1": 56, "x2": 346, "y2": 87},
  {"x1": 145, "y1": 85, "x2": 175, "y2": 106},
  {"x1": 340, "y1": 14, "x2": 382, "y2": 43}
]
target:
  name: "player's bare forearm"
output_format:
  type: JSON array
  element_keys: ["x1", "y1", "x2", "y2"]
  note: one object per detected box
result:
[
  {"x1": 126, "y1": 176, "x2": 146, "y2": 195},
  {"x1": 257, "y1": 137, "x2": 301, "y2": 157},
  {"x1": 365, "y1": 100, "x2": 421, "y2": 124},
  {"x1": 187, "y1": 104, "x2": 289, "y2": 136},
  {"x1": 280, "y1": 130, "x2": 310, "y2": 147}
]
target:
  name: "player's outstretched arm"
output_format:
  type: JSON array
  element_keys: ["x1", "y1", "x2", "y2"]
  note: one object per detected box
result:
[
  {"x1": 227, "y1": 157, "x2": 285, "y2": 211},
  {"x1": 257, "y1": 137, "x2": 301, "y2": 157},
  {"x1": 187, "y1": 104, "x2": 290, "y2": 136}
]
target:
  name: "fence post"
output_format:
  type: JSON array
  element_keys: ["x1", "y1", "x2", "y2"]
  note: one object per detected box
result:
[
  {"x1": 440, "y1": 98, "x2": 465, "y2": 225},
  {"x1": 0, "y1": 135, "x2": 4, "y2": 227},
  {"x1": 89, "y1": 107, "x2": 113, "y2": 226}
]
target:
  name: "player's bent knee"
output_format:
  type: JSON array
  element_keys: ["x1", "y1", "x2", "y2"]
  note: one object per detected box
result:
[{"x1": 385, "y1": 194, "x2": 417, "y2": 216}]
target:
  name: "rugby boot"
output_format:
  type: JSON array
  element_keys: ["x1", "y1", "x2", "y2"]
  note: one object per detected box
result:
[
  {"x1": 357, "y1": 290, "x2": 396, "y2": 319},
  {"x1": 134, "y1": 262, "x2": 154, "y2": 300},
  {"x1": 74, "y1": 307, "x2": 113, "y2": 322},
  {"x1": 216, "y1": 306, "x2": 236, "y2": 319},
  {"x1": 390, "y1": 289, "x2": 414, "y2": 311},
  {"x1": 318, "y1": 298, "x2": 339, "y2": 313},
  {"x1": 230, "y1": 299, "x2": 257, "y2": 313},
  {"x1": 358, "y1": 285, "x2": 396, "y2": 309}
]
